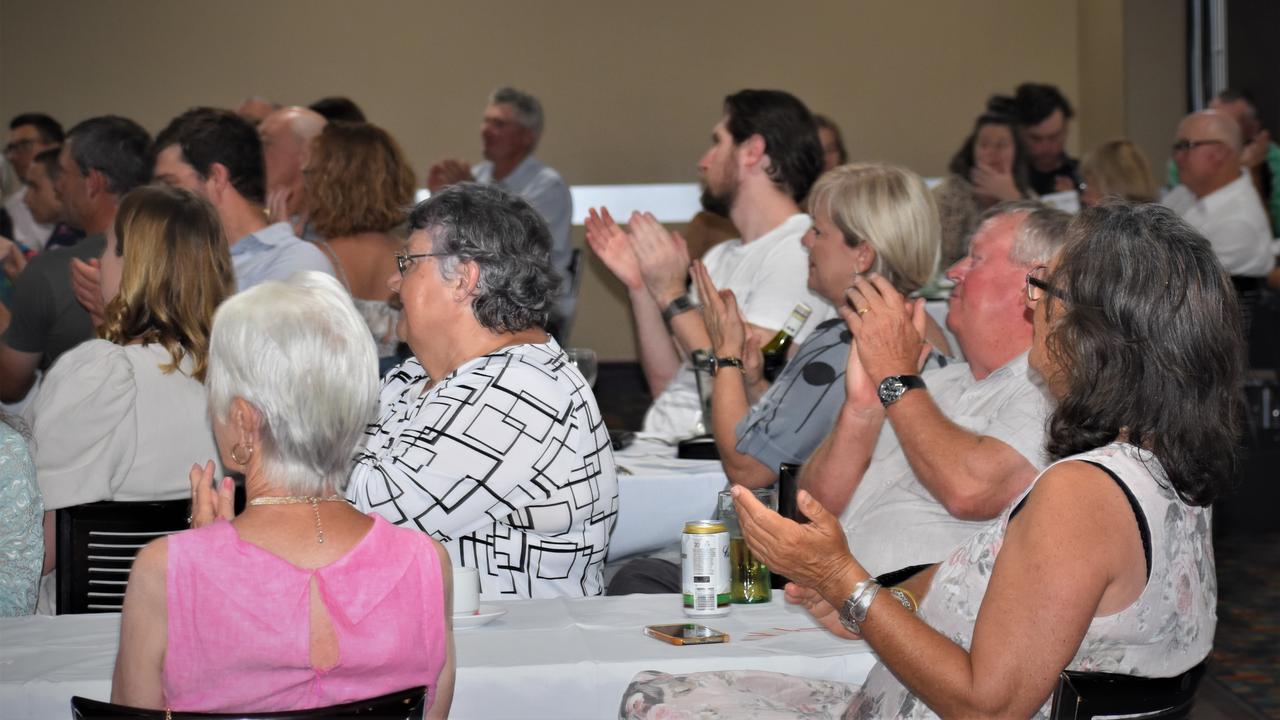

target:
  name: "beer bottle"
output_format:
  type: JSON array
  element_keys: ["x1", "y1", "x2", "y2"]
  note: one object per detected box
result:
[{"x1": 761, "y1": 303, "x2": 811, "y2": 382}]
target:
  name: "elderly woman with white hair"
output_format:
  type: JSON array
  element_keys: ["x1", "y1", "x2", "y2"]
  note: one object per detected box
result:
[
  {"x1": 346, "y1": 183, "x2": 618, "y2": 599},
  {"x1": 111, "y1": 272, "x2": 455, "y2": 717}
]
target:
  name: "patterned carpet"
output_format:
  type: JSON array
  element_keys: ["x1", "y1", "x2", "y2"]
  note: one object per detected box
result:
[{"x1": 1211, "y1": 528, "x2": 1280, "y2": 718}]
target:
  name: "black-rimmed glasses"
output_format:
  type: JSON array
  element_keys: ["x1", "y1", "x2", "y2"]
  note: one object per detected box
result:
[
  {"x1": 1026, "y1": 267, "x2": 1065, "y2": 303},
  {"x1": 395, "y1": 252, "x2": 450, "y2": 275}
]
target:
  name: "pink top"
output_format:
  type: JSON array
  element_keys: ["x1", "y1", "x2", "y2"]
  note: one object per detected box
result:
[{"x1": 161, "y1": 514, "x2": 447, "y2": 712}]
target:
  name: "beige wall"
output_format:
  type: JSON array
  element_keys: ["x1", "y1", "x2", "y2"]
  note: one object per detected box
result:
[{"x1": 0, "y1": 0, "x2": 1181, "y2": 360}]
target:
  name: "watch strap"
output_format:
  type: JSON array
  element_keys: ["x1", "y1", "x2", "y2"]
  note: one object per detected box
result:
[{"x1": 713, "y1": 356, "x2": 744, "y2": 375}]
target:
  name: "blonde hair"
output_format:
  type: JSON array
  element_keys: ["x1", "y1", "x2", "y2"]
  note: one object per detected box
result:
[
  {"x1": 99, "y1": 185, "x2": 234, "y2": 381},
  {"x1": 1081, "y1": 140, "x2": 1158, "y2": 203},
  {"x1": 808, "y1": 163, "x2": 940, "y2": 294}
]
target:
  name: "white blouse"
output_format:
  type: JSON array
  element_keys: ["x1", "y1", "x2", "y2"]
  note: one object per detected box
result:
[{"x1": 27, "y1": 340, "x2": 220, "y2": 510}]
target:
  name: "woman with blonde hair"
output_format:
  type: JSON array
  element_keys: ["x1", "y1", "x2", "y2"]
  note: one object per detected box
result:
[
  {"x1": 701, "y1": 162, "x2": 948, "y2": 489},
  {"x1": 29, "y1": 184, "x2": 233, "y2": 572},
  {"x1": 305, "y1": 121, "x2": 416, "y2": 369},
  {"x1": 1079, "y1": 139, "x2": 1158, "y2": 207}
]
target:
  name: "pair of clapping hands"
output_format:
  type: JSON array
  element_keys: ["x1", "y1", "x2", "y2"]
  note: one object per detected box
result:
[{"x1": 584, "y1": 207, "x2": 692, "y2": 307}]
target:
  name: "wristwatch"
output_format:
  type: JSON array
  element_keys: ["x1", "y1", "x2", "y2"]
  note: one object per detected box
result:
[
  {"x1": 661, "y1": 294, "x2": 699, "y2": 326},
  {"x1": 839, "y1": 577, "x2": 882, "y2": 635},
  {"x1": 696, "y1": 353, "x2": 745, "y2": 376},
  {"x1": 877, "y1": 374, "x2": 926, "y2": 407}
]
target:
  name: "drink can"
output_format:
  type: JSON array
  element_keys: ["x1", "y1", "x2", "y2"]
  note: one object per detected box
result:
[{"x1": 681, "y1": 520, "x2": 730, "y2": 617}]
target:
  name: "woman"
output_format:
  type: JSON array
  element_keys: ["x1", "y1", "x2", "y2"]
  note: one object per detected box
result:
[
  {"x1": 626, "y1": 202, "x2": 1236, "y2": 718},
  {"x1": 305, "y1": 121, "x2": 416, "y2": 369},
  {"x1": 932, "y1": 112, "x2": 1032, "y2": 266},
  {"x1": 346, "y1": 183, "x2": 618, "y2": 599},
  {"x1": 112, "y1": 272, "x2": 455, "y2": 717},
  {"x1": 29, "y1": 185, "x2": 231, "y2": 572},
  {"x1": 0, "y1": 412, "x2": 40, "y2": 615},
  {"x1": 815, "y1": 114, "x2": 849, "y2": 172},
  {"x1": 1079, "y1": 139, "x2": 1158, "y2": 207},
  {"x1": 697, "y1": 163, "x2": 948, "y2": 489}
]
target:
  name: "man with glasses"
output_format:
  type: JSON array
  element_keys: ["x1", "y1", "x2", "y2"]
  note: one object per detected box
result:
[
  {"x1": 1163, "y1": 110, "x2": 1273, "y2": 323},
  {"x1": 3, "y1": 113, "x2": 63, "y2": 252},
  {"x1": 797, "y1": 203, "x2": 1067, "y2": 576}
]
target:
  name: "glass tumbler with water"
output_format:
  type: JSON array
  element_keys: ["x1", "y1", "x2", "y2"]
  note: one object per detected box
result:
[
  {"x1": 564, "y1": 347, "x2": 598, "y2": 386},
  {"x1": 715, "y1": 487, "x2": 777, "y2": 603}
]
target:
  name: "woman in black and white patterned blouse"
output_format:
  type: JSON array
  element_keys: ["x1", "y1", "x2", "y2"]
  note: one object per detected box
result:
[{"x1": 347, "y1": 183, "x2": 618, "y2": 599}]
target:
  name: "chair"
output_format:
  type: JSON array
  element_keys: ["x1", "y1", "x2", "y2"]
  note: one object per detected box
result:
[
  {"x1": 70, "y1": 686, "x2": 427, "y2": 719},
  {"x1": 1048, "y1": 661, "x2": 1206, "y2": 719},
  {"x1": 56, "y1": 499, "x2": 190, "y2": 614},
  {"x1": 547, "y1": 247, "x2": 584, "y2": 344}
]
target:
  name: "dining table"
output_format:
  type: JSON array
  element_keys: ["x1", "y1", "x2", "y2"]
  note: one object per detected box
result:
[
  {"x1": 0, "y1": 591, "x2": 877, "y2": 719},
  {"x1": 608, "y1": 436, "x2": 729, "y2": 560}
]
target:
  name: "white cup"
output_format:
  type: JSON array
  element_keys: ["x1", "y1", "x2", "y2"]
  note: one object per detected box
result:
[{"x1": 452, "y1": 565, "x2": 479, "y2": 616}]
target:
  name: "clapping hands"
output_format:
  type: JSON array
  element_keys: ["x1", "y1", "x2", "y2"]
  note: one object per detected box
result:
[
  {"x1": 188, "y1": 460, "x2": 235, "y2": 528},
  {"x1": 426, "y1": 159, "x2": 474, "y2": 193}
]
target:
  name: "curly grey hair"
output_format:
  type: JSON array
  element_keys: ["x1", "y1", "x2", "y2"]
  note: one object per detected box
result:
[{"x1": 408, "y1": 183, "x2": 561, "y2": 333}]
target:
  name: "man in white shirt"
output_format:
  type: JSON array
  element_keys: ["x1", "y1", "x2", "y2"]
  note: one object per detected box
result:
[
  {"x1": 3, "y1": 113, "x2": 63, "y2": 251},
  {"x1": 801, "y1": 203, "x2": 1064, "y2": 576},
  {"x1": 588, "y1": 89, "x2": 833, "y2": 439},
  {"x1": 1162, "y1": 110, "x2": 1274, "y2": 279},
  {"x1": 427, "y1": 87, "x2": 575, "y2": 334}
]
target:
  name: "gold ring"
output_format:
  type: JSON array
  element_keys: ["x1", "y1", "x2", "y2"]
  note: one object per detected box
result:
[{"x1": 857, "y1": 308, "x2": 870, "y2": 316}]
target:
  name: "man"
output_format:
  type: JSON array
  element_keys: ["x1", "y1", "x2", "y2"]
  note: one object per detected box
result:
[
  {"x1": 1162, "y1": 110, "x2": 1273, "y2": 282},
  {"x1": 427, "y1": 87, "x2": 575, "y2": 331},
  {"x1": 3, "y1": 114, "x2": 63, "y2": 251},
  {"x1": 23, "y1": 148, "x2": 85, "y2": 251},
  {"x1": 1169, "y1": 89, "x2": 1280, "y2": 237},
  {"x1": 588, "y1": 89, "x2": 833, "y2": 439},
  {"x1": 800, "y1": 203, "x2": 1064, "y2": 576},
  {"x1": 234, "y1": 95, "x2": 279, "y2": 126},
  {"x1": 1009, "y1": 83, "x2": 1080, "y2": 196},
  {"x1": 257, "y1": 106, "x2": 326, "y2": 230},
  {"x1": 71, "y1": 108, "x2": 335, "y2": 325},
  {"x1": 0, "y1": 116, "x2": 151, "y2": 403}
]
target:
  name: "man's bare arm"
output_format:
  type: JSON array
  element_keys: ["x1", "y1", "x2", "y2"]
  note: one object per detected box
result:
[{"x1": 0, "y1": 343, "x2": 40, "y2": 403}]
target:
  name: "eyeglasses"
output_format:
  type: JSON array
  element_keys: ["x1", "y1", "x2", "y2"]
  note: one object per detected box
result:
[
  {"x1": 394, "y1": 251, "x2": 450, "y2": 275},
  {"x1": 1025, "y1": 267, "x2": 1065, "y2": 304},
  {"x1": 1171, "y1": 139, "x2": 1224, "y2": 154},
  {"x1": 3, "y1": 139, "x2": 35, "y2": 155}
]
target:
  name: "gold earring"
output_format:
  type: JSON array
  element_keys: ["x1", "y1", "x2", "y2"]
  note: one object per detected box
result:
[{"x1": 230, "y1": 441, "x2": 254, "y2": 465}]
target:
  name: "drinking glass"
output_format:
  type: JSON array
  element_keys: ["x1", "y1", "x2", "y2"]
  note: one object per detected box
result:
[{"x1": 565, "y1": 347, "x2": 598, "y2": 386}]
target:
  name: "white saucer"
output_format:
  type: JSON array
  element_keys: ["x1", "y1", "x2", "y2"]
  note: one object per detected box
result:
[{"x1": 453, "y1": 604, "x2": 507, "y2": 630}]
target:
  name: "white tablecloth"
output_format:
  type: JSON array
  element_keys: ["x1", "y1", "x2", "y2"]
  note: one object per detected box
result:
[
  {"x1": 609, "y1": 437, "x2": 728, "y2": 559},
  {"x1": 0, "y1": 592, "x2": 876, "y2": 719}
]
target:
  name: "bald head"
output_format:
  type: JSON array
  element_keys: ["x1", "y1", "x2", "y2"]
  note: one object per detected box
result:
[
  {"x1": 258, "y1": 106, "x2": 327, "y2": 206},
  {"x1": 1174, "y1": 110, "x2": 1243, "y2": 198},
  {"x1": 1209, "y1": 95, "x2": 1261, "y2": 141}
]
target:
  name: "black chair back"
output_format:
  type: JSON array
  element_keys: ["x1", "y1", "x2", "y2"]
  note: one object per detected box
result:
[
  {"x1": 70, "y1": 686, "x2": 427, "y2": 719},
  {"x1": 56, "y1": 499, "x2": 190, "y2": 614},
  {"x1": 547, "y1": 247, "x2": 584, "y2": 344},
  {"x1": 1048, "y1": 662, "x2": 1206, "y2": 719}
]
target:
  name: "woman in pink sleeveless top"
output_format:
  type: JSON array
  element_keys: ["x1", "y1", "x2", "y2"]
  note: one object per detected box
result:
[{"x1": 111, "y1": 272, "x2": 455, "y2": 717}]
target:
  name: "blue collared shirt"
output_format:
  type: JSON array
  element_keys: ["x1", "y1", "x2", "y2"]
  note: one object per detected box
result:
[{"x1": 230, "y1": 222, "x2": 335, "y2": 292}]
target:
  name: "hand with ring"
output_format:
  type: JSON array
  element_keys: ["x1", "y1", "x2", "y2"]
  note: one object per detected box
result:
[{"x1": 843, "y1": 273, "x2": 929, "y2": 382}]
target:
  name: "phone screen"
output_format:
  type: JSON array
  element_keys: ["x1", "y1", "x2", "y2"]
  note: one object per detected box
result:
[{"x1": 644, "y1": 623, "x2": 729, "y2": 645}]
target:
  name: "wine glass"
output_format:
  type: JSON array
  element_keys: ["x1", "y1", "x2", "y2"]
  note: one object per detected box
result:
[{"x1": 564, "y1": 347, "x2": 598, "y2": 386}]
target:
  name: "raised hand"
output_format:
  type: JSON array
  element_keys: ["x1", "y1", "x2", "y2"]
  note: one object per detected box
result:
[
  {"x1": 70, "y1": 257, "x2": 105, "y2": 328},
  {"x1": 266, "y1": 187, "x2": 292, "y2": 224},
  {"x1": 843, "y1": 273, "x2": 925, "y2": 384},
  {"x1": 188, "y1": 460, "x2": 235, "y2": 528},
  {"x1": 1243, "y1": 129, "x2": 1271, "y2": 170},
  {"x1": 0, "y1": 236, "x2": 27, "y2": 280},
  {"x1": 691, "y1": 260, "x2": 745, "y2": 357},
  {"x1": 970, "y1": 164, "x2": 1021, "y2": 202},
  {"x1": 427, "y1": 159, "x2": 474, "y2": 193},
  {"x1": 628, "y1": 212, "x2": 691, "y2": 306},
  {"x1": 733, "y1": 485, "x2": 859, "y2": 598},
  {"x1": 584, "y1": 207, "x2": 643, "y2": 291}
]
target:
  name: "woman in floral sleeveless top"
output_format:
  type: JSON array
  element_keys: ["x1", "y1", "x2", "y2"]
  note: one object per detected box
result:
[{"x1": 623, "y1": 203, "x2": 1240, "y2": 719}]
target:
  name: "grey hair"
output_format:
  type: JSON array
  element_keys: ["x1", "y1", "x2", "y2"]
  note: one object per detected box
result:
[
  {"x1": 408, "y1": 183, "x2": 560, "y2": 333},
  {"x1": 489, "y1": 86, "x2": 544, "y2": 142},
  {"x1": 974, "y1": 200, "x2": 1069, "y2": 267},
  {"x1": 206, "y1": 271, "x2": 378, "y2": 495}
]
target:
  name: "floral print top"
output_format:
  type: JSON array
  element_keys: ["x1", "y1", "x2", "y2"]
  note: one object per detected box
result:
[{"x1": 847, "y1": 442, "x2": 1216, "y2": 719}]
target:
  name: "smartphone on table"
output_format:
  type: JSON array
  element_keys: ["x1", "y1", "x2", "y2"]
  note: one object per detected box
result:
[{"x1": 644, "y1": 623, "x2": 729, "y2": 645}]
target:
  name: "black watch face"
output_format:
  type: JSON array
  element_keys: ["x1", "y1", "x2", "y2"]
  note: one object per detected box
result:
[{"x1": 879, "y1": 377, "x2": 906, "y2": 405}]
